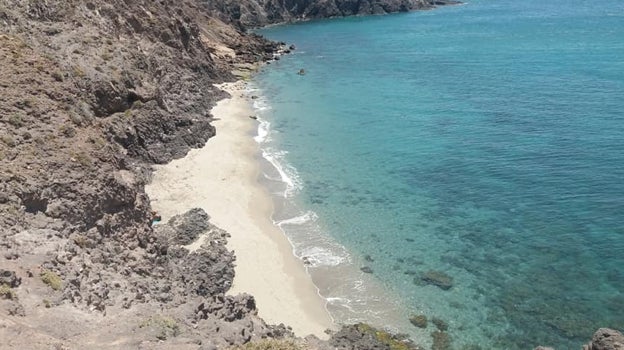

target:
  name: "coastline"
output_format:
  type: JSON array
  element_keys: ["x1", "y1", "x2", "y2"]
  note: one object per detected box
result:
[{"x1": 145, "y1": 81, "x2": 334, "y2": 338}]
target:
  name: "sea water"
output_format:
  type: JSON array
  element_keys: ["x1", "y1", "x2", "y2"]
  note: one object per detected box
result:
[{"x1": 251, "y1": 0, "x2": 624, "y2": 348}]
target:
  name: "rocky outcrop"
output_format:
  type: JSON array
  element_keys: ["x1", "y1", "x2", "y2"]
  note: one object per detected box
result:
[{"x1": 583, "y1": 328, "x2": 624, "y2": 350}]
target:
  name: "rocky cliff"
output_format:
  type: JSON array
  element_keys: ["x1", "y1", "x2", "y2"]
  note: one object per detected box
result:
[
  {"x1": 204, "y1": 0, "x2": 459, "y2": 28},
  {"x1": 0, "y1": 0, "x2": 619, "y2": 349}
]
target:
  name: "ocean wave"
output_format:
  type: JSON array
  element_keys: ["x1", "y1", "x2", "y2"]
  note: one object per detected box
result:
[
  {"x1": 254, "y1": 118, "x2": 270, "y2": 143},
  {"x1": 261, "y1": 148, "x2": 303, "y2": 197},
  {"x1": 275, "y1": 210, "x2": 319, "y2": 226},
  {"x1": 299, "y1": 246, "x2": 348, "y2": 267}
]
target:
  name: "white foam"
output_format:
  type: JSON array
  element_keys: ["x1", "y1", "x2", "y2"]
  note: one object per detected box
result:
[
  {"x1": 261, "y1": 148, "x2": 302, "y2": 197},
  {"x1": 276, "y1": 210, "x2": 318, "y2": 226},
  {"x1": 299, "y1": 246, "x2": 348, "y2": 267},
  {"x1": 254, "y1": 118, "x2": 270, "y2": 143}
]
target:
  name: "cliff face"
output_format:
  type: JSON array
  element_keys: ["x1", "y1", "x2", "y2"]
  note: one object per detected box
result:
[{"x1": 204, "y1": 0, "x2": 457, "y2": 28}]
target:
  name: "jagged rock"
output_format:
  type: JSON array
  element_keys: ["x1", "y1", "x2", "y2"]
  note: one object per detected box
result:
[
  {"x1": 419, "y1": 270, "x2": 454, "y2": 290},
  {"x1": 409, "y1": 314, "x2": 427, "y2": 328},
  {"x1": 583, "y1": 328, "x2": 624, "y2": 350},
  {"x1": 166, "y1": 208, "x2": 211, "y2": 245}
]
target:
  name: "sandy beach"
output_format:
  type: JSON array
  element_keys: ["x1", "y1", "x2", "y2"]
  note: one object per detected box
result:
[{"x1": 145, "y1": 81, "x2": 334, "y2": 338}]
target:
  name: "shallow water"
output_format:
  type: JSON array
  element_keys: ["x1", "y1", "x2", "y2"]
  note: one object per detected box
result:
[{"x1": 252, "y1": 1, "x2": 624, "y2": 348}]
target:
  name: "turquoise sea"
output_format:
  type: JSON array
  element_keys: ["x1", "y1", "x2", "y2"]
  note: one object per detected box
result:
[{"x1": 252, "y1": 0, "x2": 624, "y2": 348}]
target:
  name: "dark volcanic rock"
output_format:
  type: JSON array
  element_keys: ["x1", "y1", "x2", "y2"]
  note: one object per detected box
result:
[
  {"x1": 165, "y1": 208, "x2": 211, "y2": 245},
  {"x1": 583, "y1": 328, "x2": 624, "y2": 350},
  {"x1": 0, "y1": 270, "x2": 20, "y2": 288},
  {"x1": 419, "y1": 270, "x2": 454, "y2": 290}
]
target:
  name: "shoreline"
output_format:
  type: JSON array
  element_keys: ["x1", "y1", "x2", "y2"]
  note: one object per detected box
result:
[{"x1": 145, "y1": 81, "x2": 334, "y2": 338}]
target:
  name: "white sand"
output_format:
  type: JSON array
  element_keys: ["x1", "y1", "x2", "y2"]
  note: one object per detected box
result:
[{"x1": 145, "y1": 81, "x2": 334, "y2": 338}]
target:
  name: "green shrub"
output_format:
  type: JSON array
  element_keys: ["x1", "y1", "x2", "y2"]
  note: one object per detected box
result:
[
  {"x1": 40, "y1": 270, "x2": 62, "y2": 291},
  {"x1": 8, "y1": 114, "x2": 24, "y2": 127},
  {"x1": 139, "y1": 316, "x2": 180, "y2": 340},
  {"x1": 230, "y1": 339, "x2": 305, "y2": 350},
  {"x1": 0, "y1": 284, "x2": 16, "y2": 300}
]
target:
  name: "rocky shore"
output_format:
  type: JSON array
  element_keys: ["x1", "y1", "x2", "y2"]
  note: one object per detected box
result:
[{"x1": 0, "y1": 0, "x2": 621, "y2": 349}]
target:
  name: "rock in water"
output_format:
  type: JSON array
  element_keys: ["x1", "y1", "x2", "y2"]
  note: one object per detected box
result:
[
  {"x1": 431, "y1": 330, "x2": 452, "y2": 350},
  {"x1": 432, "y1": 317, "x2": 448, "y2": 331},
  {"x1": 409, "y1": 314, "x2": 428, "y2": 328},
  {"x1": 419, "y1": 270, "x2": 454, "y2": 290},
  {"x1": 360, "y1": 266, "x2": 373, "y2": 274},
  {"x1": 583, "y1": 328, "x2": 624, "y2": 350}
]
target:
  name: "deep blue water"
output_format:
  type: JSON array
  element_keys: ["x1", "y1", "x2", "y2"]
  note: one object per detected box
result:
[{"x1": 253, "y1": 1, "x2": 624, "y2": 348}]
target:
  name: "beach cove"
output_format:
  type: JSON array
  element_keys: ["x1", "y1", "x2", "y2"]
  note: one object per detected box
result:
[{"x1": 145, "y1": 81, "x2": 334, "y2": 338}]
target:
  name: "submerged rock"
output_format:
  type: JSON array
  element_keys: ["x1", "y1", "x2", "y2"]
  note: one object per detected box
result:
[
  {"x1": 409, "y1": 314, "x2": 428, "y2": 328},
  {"x1": 360, "y1": 266, "x2": 373, "y2": 274},
  {"x1": 431, "y1": 330, "x2": 452, "y2": 350},
  {"x1": 432, "y1": 317, "x2": 448, "y2": 331},
  {"x1": 419, "y1": 270, "x2": 454, "y2": 290}
]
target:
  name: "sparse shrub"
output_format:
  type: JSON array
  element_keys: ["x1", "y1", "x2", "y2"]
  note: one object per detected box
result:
[
  {"x1": 101, "y1": 52, "x2": 112, "y2": 61},
  {"x1": 230, "y1": 340, "x2": 306, "y2": 350},
  {"x1": 8, "y1": 114, "x2": 24, "y2": 127},
  {"x1": 43, "y1": 299, "x2": 51, "y2": 308},
  {"x1": 23, "y1": 98, "x2": 35, "y2": 108},
  {"x1": 69, "y1": 113, "x2": 83, "y2": 126},
  {"x1": 139, "y1": 316, "x2": 180, "y2": 340},
  {"x1": 51, "y1": 71, "x2": 63, "y2": 82},
  {"x1": 72, "y1": 151, "x2": 92, "y2": 167},
  {"x1": 40, "y1": 270, "x2": 62, "y2": 291},
  {"x1": 72, "y1": 66, "x2": 86, "y2": 77},
  {"x1": 88, "y1": 136, "x2": 106, "y2": 149},
  {"x1": 73, "y1": 235, "x2": 88, "y2": 248},
  {"x1": 0, "y1": 135, "x2": 16, "y2": 147},
  {"x1": 59, "y1": 124, "x2": 76, "y2": 137},
  {"x1": 0, "y1": 284, "x2": 17, "y2": 300}
]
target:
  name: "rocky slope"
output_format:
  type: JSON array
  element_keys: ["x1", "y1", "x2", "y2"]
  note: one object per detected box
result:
[
  {"x1": 203, "y1": 0, "x2": 460, "y2": 28},
  {"x1": 0, "y1": 0, "x2": 620, "y2": 349}
]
